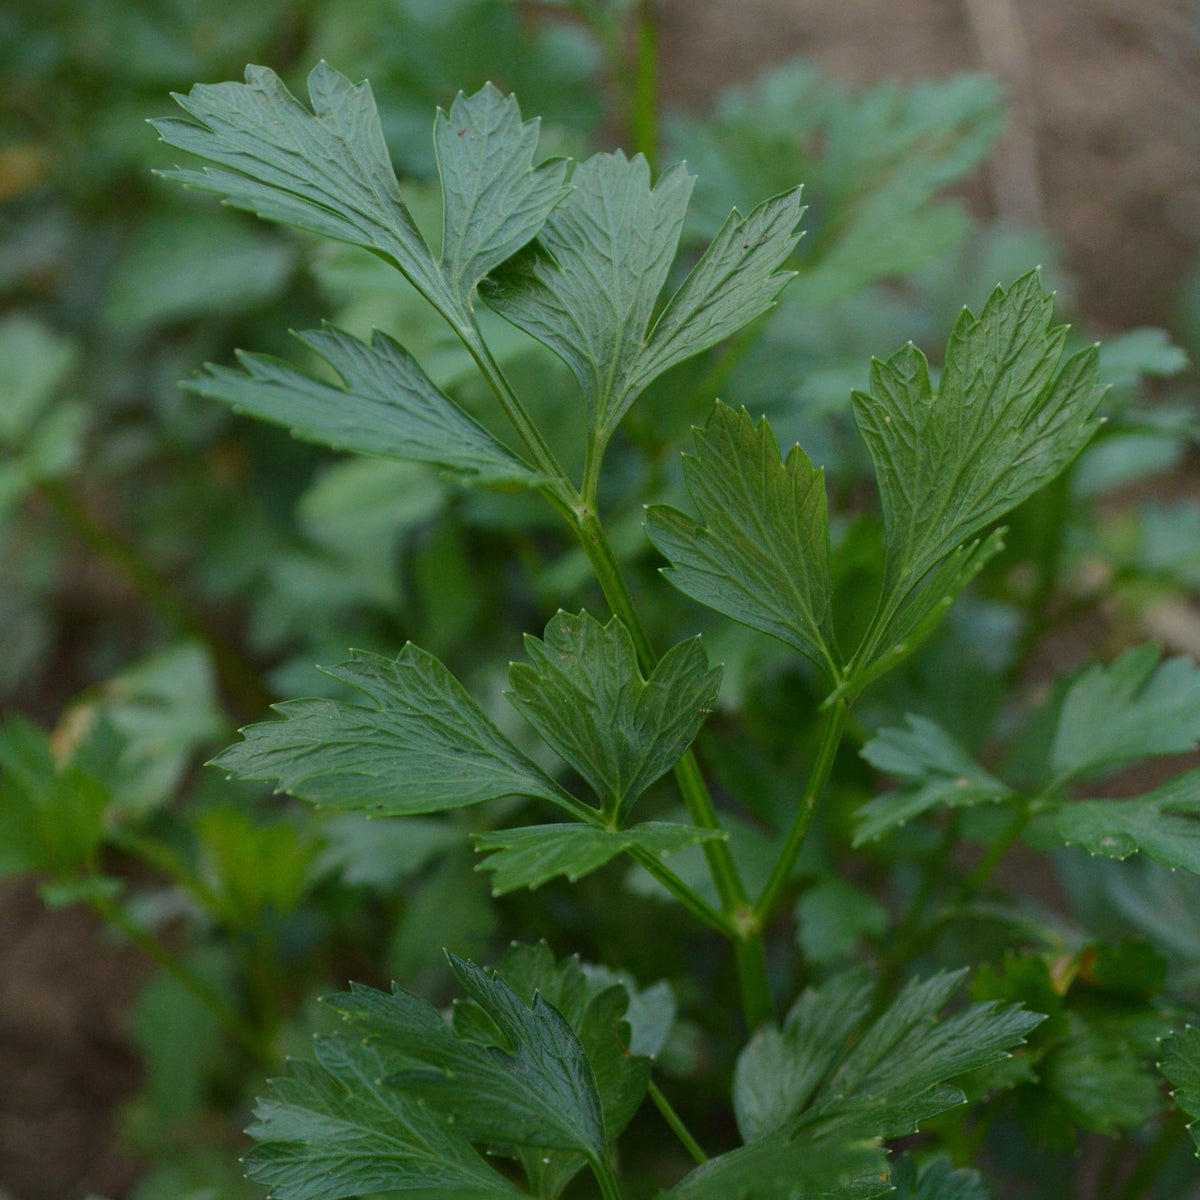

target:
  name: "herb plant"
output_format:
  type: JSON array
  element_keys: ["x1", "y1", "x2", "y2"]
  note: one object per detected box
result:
[{"x1": 129, "y1": 59, "x2": 1200, "y2": 1199}]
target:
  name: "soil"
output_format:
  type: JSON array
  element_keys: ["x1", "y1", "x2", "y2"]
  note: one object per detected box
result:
[
  {"x1": 657, "y1": 0, "x2": 1200, "y2": 332},
  {"x1": 0, "y1": 878, "x2": 145, "y2": 1200},
  {"x1": 4, "y1": 3, "x2": 1200, "y2": 1198}
]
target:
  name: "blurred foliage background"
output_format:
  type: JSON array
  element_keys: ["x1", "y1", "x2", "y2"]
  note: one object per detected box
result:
[{"x1": 2, "y1": 1, "x2": 1200, "y2": 1198}]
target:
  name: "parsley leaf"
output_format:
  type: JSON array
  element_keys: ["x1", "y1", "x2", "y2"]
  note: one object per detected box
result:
[
  {"x1": 187, "y1": 324, "x2": 541, "y2": 485},
  {"x1": 473, "y1": 821, "x2": 725, "y2": 894},
  {"x1": 733, "y1": 968, "x2": 1042, "y2": 1144},
  {"x1": 855, "y1": 715, "x2": 1011, "y2": 845},
  {"x1": 211, "y1": 645, "x2": 582, "y2": 818},
  {"x1": 482, "y1": 152, "x2": 694, "y2": 440},
  {"x1": 483, "y1": 154, "x2": 802, "y2": 445},
  {"x1": 506, "y1": 610, "x2": 721, "y2": 820},
  {"x1": 645, "y1": 402, "x2": 835, "y2": 675},
  {"x1": 462, "y1": 942, "x2": 660, "y2": 1198},
  {"x1": 852, "y1": 270, "x2": 1104, "y2": 592},
  {"x1": 1048, "y1": 644, "x2": 1200, "y2": 786},
  {"x1": 658, "y1": 1129, "x2": 888, "y2": 1200},
  {"x1": 328, "y1": 953, "x2": 607, "y2": 1162},
  {"x1": 244, "y1": 1036, "x2": 523, "y2": 1200},
  {"x1": 1054, "y1": 769, "x2": 1200, "y2": 872},
  {"x1": 153, "y1": 66, "x2": 567, "y2": 327},
  {"x1": 1160, "y1": 1026, "x2": 1200, "y2": 1154}
]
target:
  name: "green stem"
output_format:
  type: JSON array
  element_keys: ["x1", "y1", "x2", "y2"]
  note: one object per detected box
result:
[
  {"x1": 591, "y1": 1154, "x2": 625, "y2": 1200},
  {"x1": 626, "y1": 845, "x2": 736, "y2": 938},
  {"x1": 630, "y1": 0, "x2": 659, "y2": 170},
  {"x1": 460, "y1": 326, "x2": 572, "y2": 503},
  {"x1": 464, "y1": 320, "x2": 771, "y2": 1026},
  {"x1": 39, "y1": 480, "x2": 271, "y2": 717},
  {"x1": 90, "y1": 893, "x2": 272, "y2": 1064},
  {"x1": 648, "y1": 1080, "x2": 707, "y2": 1164},
  {"x1": 754, "y1": 700, "x2": 849, "y2": 922},
  {"x1": 573, "y1": 506, "x2": 774, "y2": 1027}
]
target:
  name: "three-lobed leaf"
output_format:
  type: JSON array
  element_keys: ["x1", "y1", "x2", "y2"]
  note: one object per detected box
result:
[
  {"x1": 154, "y1": 66, "x2": 567, "y2": 327},
  {"x1": 187, "y1": 324, "x2": 540, "y2": 485},
  {"x1": 506, "y1": 610, "x2": 721, "y2": 819},
  {"x1": 328, "y1": 953, "x2": 608, "y2": 1163},
  {"x1": 852, "y1": 270, "x2": 1104, "y2": 591},
  {"x1": 483, "y1": 153, "x2": 803, "y2": 443},
  {"x1": 1048, "y1": 643, "x2": 1200, "y2": 785},
  {"x1": 889, "y1": 1156, "x2": 992, "y2": 1200},
  {"x1": 646, "y1": 402, "x2": 835, "y2": 675},
  {"x1": 473, "y1": 820, "x2": 726, "y2": 894},
  {"x1": 733, "y1": 968, "x2": 1042, "y2": 1145},
  {"x1": 211, "y1": 645, "x2": 581, "y2": 818}
]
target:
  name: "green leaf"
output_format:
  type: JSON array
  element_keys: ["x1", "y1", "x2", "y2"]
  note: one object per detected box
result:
[
  {"x1": 327, "y1": 953, "x2": 608, "y2": 1164},
  {"x1": 483, "y1": 154, "x2": 802, "y2": 441},
  {"x1": 1054, "y1": 769, "x2": 1200, "y2": 873},
  {"x1": 188, "y1": 324, "x2": 540, "y2": 485},
  {"x1": 852, "y1": 270, "x2": 1104, "y2": 590},
  {"x1": 658, "y1": 1129, "x2": 888, "y2": 1200},
  {"x1": 854, "y1": 715, "x2": 1011, "y2": 845},
  {"x1": 1048, "y1": 644, "x2": 1200, "y2": 785},
  {"x1": 506, "y1": 610, "x2": 721, "y2": 818},
  {"x1": 645, "y1": 402, "x2": 835, "y2": 674},
  {"x1": 733, "y1": 968, "x2": 1042, "y2": 1144},
  {"x1": 0, "y1": 716, "x2": 110, "y2": 881},
  {"x1": 0, "y1": 314, "x2": 78, "y2": 442},
  {"x1": 211, "y1": 645, "x2": 581, "y2": 818},
  {"x1": 1160, "y1": 1026, "x2": 1200, "y2": 1153},
  {"x1": 473, "y1": 820, "x2": 725, "y2": 894},
  {"x1": 733, "y1": 969, "x2": 874, "y2": 1143},
  {"x1": 434, "y1": 83, "x2": 571, "y2": 310},
  {"x1": 889, "y1": 1156, "x2": 991, "y2": 1200},
  {"x1": 245, "y1": 1036, "x2": 522, "y2": 1200},
  {"x1": 463, "y1": 942, "x2": 660, "y2": 1198},
  {"x1": 482, "y1": 151, "x2": 694, "y2": 438},
  {"x1": 154, "y1": 67, "x2": 565, "y2": 325}
]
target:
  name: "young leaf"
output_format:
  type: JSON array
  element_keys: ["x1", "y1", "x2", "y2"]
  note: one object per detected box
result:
[
  {"x1": 1054, "y1": 769, "x2": 1200, "y2": 873},
  {"x1": 889, "y1": 1155, "x2": 991, "y2": 1200},
  {"x1": 483, "y1": 155, "x2": 802, "y2": 442},
  {"x1": 473, "y1": 820, "x2": 725, "y2": 894},
  {"x1": 734, "y1": 968, "x2": 1042, "y2": 1144},
  {"x1": 1160, "y1": 1026, "x2": 1200, "y2": 1153},
  {"x1": 852, "y1": 270, "x2": 1104, "y2": 590},
  {"x1": 645, "y1": 402, "x2": 835, "y2": 675},
  {"x1": 187, "y1": 325, "x2": 540, "y2": 485},
  {"x1": 506, "y1": 610, "x2": 722, "y2": 819},
  {"x1": 244, "y1": 1036, "x2": 523, "y2": 1200},
  {"x1": 854, "y1": 715, "x2": 1012, "y2": 845},
  {"x1": 1048, "y1": 644, "x2": 1200, "y2": 785},
  {"x1": 211, "y1": 645, "x2": 582, "y2": 818},
  {"x1": 153, "y1": 67, "x2": 566, "y2": 325},
  {"x1": 327, "y1": 954, "x2": 608, "y2": 1163}
]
